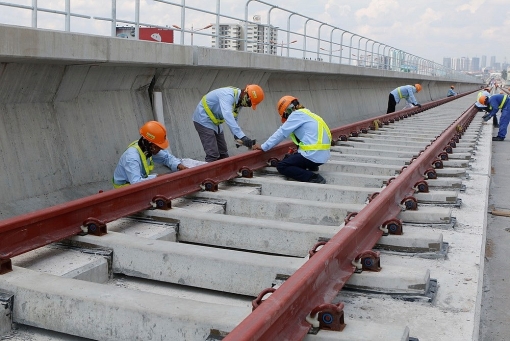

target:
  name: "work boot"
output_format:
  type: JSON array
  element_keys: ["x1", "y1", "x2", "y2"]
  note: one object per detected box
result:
[
  {"x1": 309, "y1": 174, "x2": 326, "y2": 184},
  {"x1": 492, "y1": 136, "x2": 505, "y2": 141}
]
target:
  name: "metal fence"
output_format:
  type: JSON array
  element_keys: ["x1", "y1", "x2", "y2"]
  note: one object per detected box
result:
[{"x1": 0, "y1": 0, "x2": 476, "y2": 81}]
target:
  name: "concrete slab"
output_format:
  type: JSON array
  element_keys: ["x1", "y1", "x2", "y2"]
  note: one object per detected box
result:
[
  {"x1": 0, "y1": 267, "x2": 247, "y2": 341},
  {"x1": 254, "y1": 168, "x2": 387, "y2": 188},
  {"x1": 345, "y1": 265, "x2": 430, "y2": 295},
  {"x1": 11, "y1": 246, "x2": 109, "y2": 284},
  {"x1": 71, "y1": 232, "x2": 305, "y2": 296},
  {"x1": 304, "y1": 319, "x2": 410, "y2": 341},
  {"x1": 141, "y1": 207, "x2": 341, "y2": 257},
  {"x1": 319, "y1": 160, "x2": 400, "y2": 176},
  {"x1": 377, "y1": 225, "x2": 444, "y2": 253},
  {"x1": 189, "y1": 189, "x2": 362, "y2": 225},
  {"x1": 399, "y1": 206, "x2": 452, "y2": 224},
  {"x1": 211, "y1": 176, "x2": 378, "y2": 205}
]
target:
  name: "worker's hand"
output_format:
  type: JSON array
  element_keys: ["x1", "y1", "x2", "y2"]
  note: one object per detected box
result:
[
  {"x1": 177, "y1": 163, "x2": 188, "y2": 171},
  {"x1": 252, "y1": 143, "x2": 263, "y2": 150},
  {"x1": 241, "y1": 136, "x2": 256, "y2": 148},
  {"x1": 415, "y1": 103, "x2": 422, "y2": 108}
]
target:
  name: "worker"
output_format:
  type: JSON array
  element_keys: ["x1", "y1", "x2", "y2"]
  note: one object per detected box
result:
[
  {"x1": 475, "y1": 88, "x2": 497, "y2": 127},
  {"x1": 479, "y1": 94, "x2": 510, "y2": 141},
  {"x1": 193, "y1": 84, "x2": 264, "y2": 162},
  {"x1": 252, "y1": 96, "x2": 331, "y2": 184},
  {"x1": 447, "y1": 86, "x2": 457, "y2": 97},
  {"x1": 113, "y1": 121, "x2": 187, "y2": 188},
  {"x1": 386, "y1": 84, "x2": 422, "y2": 114}
]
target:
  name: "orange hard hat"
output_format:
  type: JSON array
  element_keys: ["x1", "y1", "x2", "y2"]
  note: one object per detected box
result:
[
  {"x1": 245, "y1": 84, "x2": 265, "y2": 110},
  {"x1": 414, "y1": 84, "x2": 422, "y2": 92},
  {"x1": 450, "y1": 85, "x2": 455, "y2": 89},
  {"x1": 478, "y1": 95, "x2": 488, "y2": 105},
  {"x1": 277, "y1": 95, "x2": 298, "y2": 123},
  {"x1": 139, "y1": 121, "x2": 169, "y2": 149}
]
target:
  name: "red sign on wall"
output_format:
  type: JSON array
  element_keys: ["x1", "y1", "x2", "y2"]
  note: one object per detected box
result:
[
  {"x1": 139, "y1": 28, "x2": 174, "y2": 43},
  {"x1": 116, "y1": 27, "x2": 174, "y2": 43}
]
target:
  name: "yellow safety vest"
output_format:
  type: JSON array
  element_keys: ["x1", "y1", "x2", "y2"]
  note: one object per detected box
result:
[
  {"x1": 289, "y1": 109, "x2": 332, "y2": 151},
  {"x1": 112, "y1": 140, "x2": 154, "y2": 188},
  {"x1": 397, "y1": 87, "x2": 406, "y2": 99},
  {"x1": 201, "y1": 87, "x2": 240, "y2": 125}
]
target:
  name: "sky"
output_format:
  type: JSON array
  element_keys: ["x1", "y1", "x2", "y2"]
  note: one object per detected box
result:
[{"x1": 0, "y1": 0, "x2": 508, "y2": 67}]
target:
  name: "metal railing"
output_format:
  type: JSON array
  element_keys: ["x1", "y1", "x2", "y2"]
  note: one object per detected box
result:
[{"x1": 0, "y1": 0, "x2": 475, "y2": 81}]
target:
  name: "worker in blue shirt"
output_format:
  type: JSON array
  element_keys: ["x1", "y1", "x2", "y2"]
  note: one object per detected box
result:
[
  {"x1": 479, "y1": 94, "x2": 510, "y2": 141},
  {"x1": 475, "y1": 88, "x2": 498, "y2": 127},
  {"x1": 113, "y1": 121, "x2": 187, "y2": 188},
  {"x1": 386, "y1": 84, "x2": 422, "y2": 113},
  {"x1": 193, "y1": 84, "x2": 264, "y2": 162},
  {"x1": 252, "y1": 96, "x2": 331, "y2": 184},
  {"x1": 447, "y1": 86, "x2": 457, "y2": 97}
]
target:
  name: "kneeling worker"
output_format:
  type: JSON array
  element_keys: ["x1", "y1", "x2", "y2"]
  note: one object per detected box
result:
[
  {"x1": 252, "y1": 96, "x2": 331, "y2": 184},
  {"x1": 447, "y1": 86, "x2": 457, "y2": 97},
  {"x1": 113, "y1": 121, "x2": 187, "y2": 188}
]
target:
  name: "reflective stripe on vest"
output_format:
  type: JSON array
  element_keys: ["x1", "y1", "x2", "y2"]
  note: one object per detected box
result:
[
  {"x1": 201, "y1": 88, "x2": 239, "y2": 125},
  {"x1": 397, "y1": 87, "x2": 405, "y2": 99},
  {"x1": 289, "y1": 109, "x2": 332, "y2": 151},
  {"x1": 499, "y1": 95, "x2": 508, "y2": 109},
  {"x1": 113, "y1": 140, "x2": 154, "y2": 189}
]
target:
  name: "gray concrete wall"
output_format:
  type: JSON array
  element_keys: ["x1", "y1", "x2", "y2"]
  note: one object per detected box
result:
[{"x1": 0, "y1": 24, "x2": 481, "y2": 219}]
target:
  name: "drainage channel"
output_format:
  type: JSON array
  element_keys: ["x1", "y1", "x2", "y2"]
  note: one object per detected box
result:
[{"x1": 0, "y1": 95, "x2": 489, "y2": 341}]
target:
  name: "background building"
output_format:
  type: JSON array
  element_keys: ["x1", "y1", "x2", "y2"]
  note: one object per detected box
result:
[{"x1": 211, "y1": 18, "x2": 278, "y2": 54}]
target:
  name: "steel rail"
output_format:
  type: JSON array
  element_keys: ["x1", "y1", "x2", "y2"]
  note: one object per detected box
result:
[
  {"x1": 224, "y1": 104, "x2": 478, "y2": 340},
  {"x1": 0, "y1": 91, "x2": 477, "y2": 270}
]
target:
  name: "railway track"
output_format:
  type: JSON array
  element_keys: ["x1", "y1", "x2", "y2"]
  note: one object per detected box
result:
[{"x1": 0, "y1": 93, "x2": 490, "y2": 341}]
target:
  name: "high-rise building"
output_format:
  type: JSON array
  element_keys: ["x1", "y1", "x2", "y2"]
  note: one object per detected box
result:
[
  {"x1": 211, "y1": 24, "x2": 242, "y2": 51},
  {"x1": 490, "y1": 56, "x2": 496, "y2": 67},
  {"x1": 471, "y1": 57, "x2": 480, "y2": 71},
  {"x1": 211, "y1": 22, "x2": 278, "y2": 54},
  {"x1": 481, "y1": 55, "x2": 486, "y2": 68},
  {"x1": 443, "y1": 57, "x2": 452, "y2": 69}
]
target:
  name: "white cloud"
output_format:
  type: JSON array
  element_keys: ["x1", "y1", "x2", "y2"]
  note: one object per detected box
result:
[
  {"x1": 355, "y1": 0, "x2": 399, "y2": 19},
  {"x1": 456, "y1": 0, "x2": 485, "y2": 14}
]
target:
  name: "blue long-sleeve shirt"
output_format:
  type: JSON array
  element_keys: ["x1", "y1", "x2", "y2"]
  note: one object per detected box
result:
[
  {"x1": 261, "y1": 109, "x2": 331, "y2": 164},
  {"x1": 447, "y1": 88, "x2": 457, "y2": 97},
  {"x1": 486, "y1": 94, "x2": 509, "y2": 118},
  {"x1": 192, "y1": 87, "x2": 246, "y2": 138},
  {"x1": 113, "y1": 146, "x2": 181, "y2": 185},
  {"x1": 390, "y1": 85, "x2": 419, "y2": 105}
]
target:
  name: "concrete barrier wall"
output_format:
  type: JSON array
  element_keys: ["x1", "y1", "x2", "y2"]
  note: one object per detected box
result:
[{"x1": 0, "y1": 24, "x2": 481, "y2": 218}]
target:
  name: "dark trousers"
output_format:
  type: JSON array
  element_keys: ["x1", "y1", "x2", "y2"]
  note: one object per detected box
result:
[
  {"x1": 276, "y1": 152, "x2": 322, "y2": 182},
  {"x1": 386, "y1": 93, "x2": 396, "y2": 114},
  {"x1": 194, "y1": 122, "x2": 229, "y2": 162}
]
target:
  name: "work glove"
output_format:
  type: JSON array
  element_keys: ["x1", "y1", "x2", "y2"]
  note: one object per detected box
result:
[
  {"x1": 414, "y1": 103, "x2": 422, "y2": 108},
  {"x1": 240, "y1": 136, "x2": 256, "y2": 148}
]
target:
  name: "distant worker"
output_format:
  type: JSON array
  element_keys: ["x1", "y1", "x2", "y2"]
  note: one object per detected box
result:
[
  {"x1": 447, "y1": 86, "x2": 457, "y2": 97},
  {"x1": 193, "y1": 84, "x2": 264, "y2": 162},
  {"x1": 113, "y1": 121, "x2": 187, "y2": 188},
  {"x1": 479, "y1": 94, "x2": 509, "y2": 141},
  {"x1": 252, "y1": 96, "x2": 331, "y2": 184},
  {"x1": 476, "y1": 88, "x2": 498, "y2": 127},
  {"x1": 386, "y1": 84, "x2": 422, "y2": 114}
]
